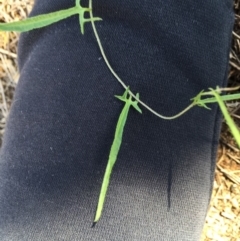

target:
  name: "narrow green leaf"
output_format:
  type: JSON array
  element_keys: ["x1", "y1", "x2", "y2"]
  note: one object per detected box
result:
[
  {"x1": 209, "y1": 88, "x2": 240, "y2": 147},
  {"x1": 93, "y1": 89, "x2": 141, "y2": 224},
  {"x1": 0, "y1": 7, "x2": 79, "y2": 32},
  {"x1": 201, "y1": 93, "x2": 240, "y2": 104}
]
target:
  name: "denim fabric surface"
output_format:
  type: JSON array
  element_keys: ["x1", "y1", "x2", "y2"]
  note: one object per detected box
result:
[{"x1": 0, "y1": 0, "x2": 234, "y2": 240}]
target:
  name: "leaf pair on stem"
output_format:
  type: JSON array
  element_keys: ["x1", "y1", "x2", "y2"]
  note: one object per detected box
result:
[
  {"x1": 0, "y1": 0, "x2": 101, "y2": 34},
  {"x1": 1, "y1": 0, "x2": 240, "y2": 224}
]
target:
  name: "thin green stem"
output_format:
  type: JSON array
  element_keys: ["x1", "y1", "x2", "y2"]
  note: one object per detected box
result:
[
  {"x1": 89, "y1": 0, "x2": 240, "y2": 120},
  {"x1": 89, "y1": 0, "x2": 197, "y2": 120},
  {"x1": 88, "y1": 1, "x2": 240, "y2": 120},
  {"x1": 76, "y1": 0, "x2": 80, "y2": 7}
]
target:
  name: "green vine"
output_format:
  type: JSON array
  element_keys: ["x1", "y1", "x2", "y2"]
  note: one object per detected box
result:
[{"x1": 0, "y1": 0, "x2": 240, "y2": 223}]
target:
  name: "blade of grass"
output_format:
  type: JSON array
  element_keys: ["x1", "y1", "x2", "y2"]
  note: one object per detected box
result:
[
  {"x1": 209, "y1": 88, "x2": 240, "y2": 147},
  {"x1": 0, "y1": 7, "x2": 79, "y2": 32},
  {"x1": 200, "y1": 93, "x2": 240, "y2": 104}
]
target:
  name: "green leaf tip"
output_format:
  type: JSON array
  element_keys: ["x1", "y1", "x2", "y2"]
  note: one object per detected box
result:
[{"x1": 114, "y1": 86, "x2": 129, "y2": 100}]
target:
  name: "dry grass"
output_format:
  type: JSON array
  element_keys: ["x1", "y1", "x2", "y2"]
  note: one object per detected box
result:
[
  {"x1": 0, "y1": 0, "x2": 33, "y2": 145},
  {"x1": 200, "y1": 0, "x2": 240, "y2": 240},
  {"x1": 0, "y1": 1, "x2": 239, "y2": 240},
  {"x1": 201, "y1": 132, "x2": 240, "y2": 241}
]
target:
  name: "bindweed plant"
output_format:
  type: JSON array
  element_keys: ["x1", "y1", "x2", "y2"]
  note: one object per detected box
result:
[
  {"x1": 0, "y1": 0, "x2": 102, "y2": 34},
  {"x1": 1, "y1": 0, "x2": 240, "y2": 224}
]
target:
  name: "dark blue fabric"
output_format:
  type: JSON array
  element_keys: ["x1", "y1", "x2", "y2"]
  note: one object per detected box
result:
[{"x1": 0, "y1": 0, "x2": 234, "y2": 240}]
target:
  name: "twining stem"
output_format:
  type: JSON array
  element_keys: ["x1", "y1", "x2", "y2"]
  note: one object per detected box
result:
[
  {"x1": 1, "y1": 0, "x2": 239, "y2": 120},
  {"x1": 89, "y1": 0, "x2": 240, "y2": 120}
]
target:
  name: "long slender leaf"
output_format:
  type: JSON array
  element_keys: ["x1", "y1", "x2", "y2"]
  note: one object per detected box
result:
[
  {"x1": 0, "y1": 7, "x2": 79, "y2": 32},
  {"x1": 209, "y1": 89, "x2": 240, "y2": 147},
  {"x1": 201, "y1": 93, "x2": 240, "y2": 104}
]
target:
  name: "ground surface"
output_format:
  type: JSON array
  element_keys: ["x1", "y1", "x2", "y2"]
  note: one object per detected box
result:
[{"x1": 0, "y1": 1, "x2": 239, "y2": 240}]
